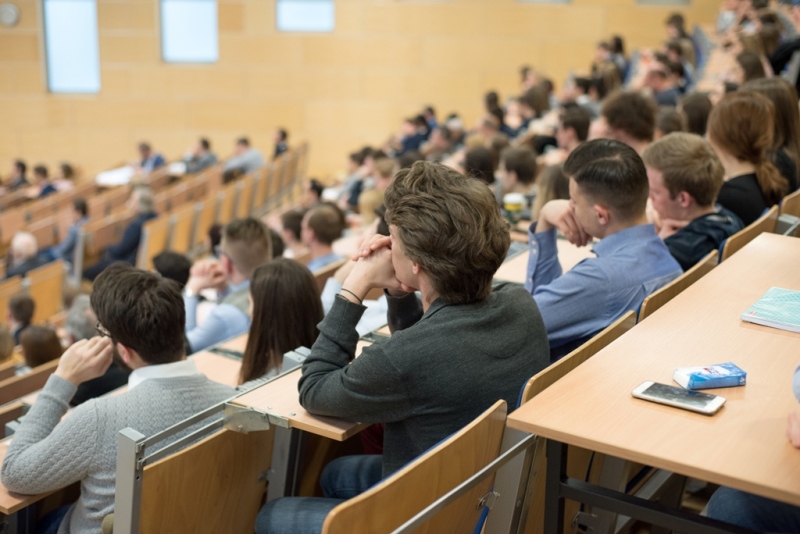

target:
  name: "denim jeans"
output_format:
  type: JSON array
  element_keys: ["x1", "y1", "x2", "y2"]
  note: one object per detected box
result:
[
  {"x1": 255, "y1": 455, "x2": 383, "y2": 534},
  {"x1": 37, "y1": 504, "x2": 71, "y2": 534},
  {"x1": 707, "y1": 486, "x2": 800, "y2": 533}
]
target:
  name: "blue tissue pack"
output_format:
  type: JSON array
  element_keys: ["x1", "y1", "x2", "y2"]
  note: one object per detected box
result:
[{"x1": 673, "y1": 362, "x2": 747, "y2": 390}]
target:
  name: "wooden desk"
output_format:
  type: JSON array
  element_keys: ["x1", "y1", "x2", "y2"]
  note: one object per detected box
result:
[
  {"x1": 508, "y1": 233, "x2": 800, "y2": 531},
  {"x1": 494, "y1": 239, "x2": 594, "y2": 284}
]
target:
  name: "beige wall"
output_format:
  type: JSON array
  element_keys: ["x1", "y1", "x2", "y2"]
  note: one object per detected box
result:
[{"x1": 0, "y1": 0, "x2": 718, "y2": 180}]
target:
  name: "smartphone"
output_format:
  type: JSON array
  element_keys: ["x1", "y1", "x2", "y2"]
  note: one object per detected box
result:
[
  {"x1": 360, "y1": 330, "x2": 390, "y2": 344},
  {"x1": 208, "y1": 347, "x2": 244, "y2": 360},
  {"x1": 631, "y1": 381, "x2": 726, "y2": 415}
]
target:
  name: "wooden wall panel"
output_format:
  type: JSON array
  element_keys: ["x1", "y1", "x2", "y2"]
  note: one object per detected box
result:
[{"x1": 0, "y1": 0, "x2": 717, "y2": 180}]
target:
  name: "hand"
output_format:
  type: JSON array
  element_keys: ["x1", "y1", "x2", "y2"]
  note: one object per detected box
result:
[
  {"x1": 352, "y1": 234, "x2": 392, "y2": 261},
  {"x1": 343, "y1": 238, "x2": 405, "y2": 300},
  {"x1": 55, "y1": 337, "x2": 114, "y2": 386},
  {"x1": 787, "y1": 408, "x2": 800, "y2": 448},
  {"x1": 537, "y1": 200, "x2": 592, "y2": 247},
  {"x1": 657, "y1": 218, "x2": 689, "y2": 240},
  {"x1": 186, "y1": 259, "x2": 226, "y2": 294}
]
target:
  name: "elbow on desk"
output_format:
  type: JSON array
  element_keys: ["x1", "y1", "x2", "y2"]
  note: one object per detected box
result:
[{"x1": 1, "y1": 459, "x2": 46, "y2": 495}]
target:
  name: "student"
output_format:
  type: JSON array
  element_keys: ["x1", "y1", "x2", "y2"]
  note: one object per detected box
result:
[
  {"x1": 137, "y1": 142, "x2": 166, "y2": 174},
  {"x1": 5, "y1": 232, "x2": 48, "y2": 279},
  {"x1": 7, "y1": 294, "x2": 34, "y2": 345},
  {"x1": 274, "y1": 128, "x2": 289, "y2": 160},
  {"x1": 678, "y1": 92, "x2": 713, "y2": 136},
  {"x1": 0, "y1": 324, "x2": 15, "y2": 364},
  {"x1": 642, "y1": 133, "x2": 744, "y2": 271},
  {"x1": 64, "y1": 295, "x2": 130, "y2": 406},
  {"x1": 83, "y1": 187, "x2": 158, "y2": 281},
  {"x1": 302, "y1": 179, "x2": 324, "y2": 210},
  {"x1": 280, "y1": 209, "x2": 307, "y2": 260},
  {"x1": 33, "y1": 165, "x2": 57, "y2": 199},
  {"x1": 531, "y1": 164, "x2": 570, "y2": 220},
  {"x1": 153, "y1": 251, "x2": 192, "y2": 289},
  {"x1": 464, "y1": 146, "x2": 495, "y2": 185},
  {"x1": 42, "y1": 198, "x2": 89, "y2": 267},
  {"x1": 0, "y1": 264, "x2": 235, "y2": 534},
  {"x1": 223, "y1": 137, "x2": 265, "y2": 181},
  {"x1": 302, "y1": 204, "x2": 345, "y2": 272},
  {"x1": 18, "y1": 326, "x2": 63, "y2": 375},
  {"x1": 601, "y1": 91, "x2": 658, "y2": 154},
  {"x1": 708, "y1": 92, "x2": 790, "y2": 225},
  {"x1": 239, "y1": 259, "x2": 323, "y2": 386},
  {"x1": 655, "y1": 107, "x2": 685, "y2": 139},
  {"x1": 7, "y1": 160, "x2": 29, "y2": 191},
  {"x1": 184, "y1": 218, "x2": 273, "y2": 353},
  {"x1": 183, "y1": 138, "x2": 218, "y2": 174},
  {"x1": 526, "y1": 139, "x2": 682, "y2": 359},
  {"x1": 497, "y1": 147, "x2": 538, "y2": 205},
  {"x1": 257, "y1": 161, "x2": 549, "y2": 533}
]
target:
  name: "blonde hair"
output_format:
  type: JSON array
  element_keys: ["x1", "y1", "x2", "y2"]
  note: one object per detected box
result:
[{"x1": 358, "y1": 189, "x2": 384, "y2": 227}]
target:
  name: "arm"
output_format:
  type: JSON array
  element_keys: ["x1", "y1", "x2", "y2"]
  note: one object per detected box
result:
[
  {"x1": 525, "y1": 226, "x2": 563, "y2": 293},
  {"x1": 298, "y1": 297, "x2": 412, "y2": 423},
  {"x1": 186, "y1": 304, "x2": 250, "y2": 354},
  {"x1": 52, "y1": 224, "x2": 78, "y2": 261},
  {"x1": 106, "y1": 220, "x2": 141, "y2": 259}
]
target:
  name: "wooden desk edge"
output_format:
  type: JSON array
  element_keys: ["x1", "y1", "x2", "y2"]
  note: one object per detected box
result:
[{"x1": 506, "y1": 416, "x2": 800, "y2": 509}]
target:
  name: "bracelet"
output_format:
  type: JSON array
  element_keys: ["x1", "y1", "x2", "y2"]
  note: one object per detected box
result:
[{"x1": 340, "y1": 288, "x2": 363, "y2": 304}]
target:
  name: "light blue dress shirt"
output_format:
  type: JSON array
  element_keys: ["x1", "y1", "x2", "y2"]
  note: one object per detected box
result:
[
  {"x1": 184, "y1": 280, "x2": 251, "y2": 354},
  {"x1": 525, "y1": 224, "x2": 682, "y2": 355},
  {"x1": 306, "y1": 253, "x2": 344, "y2": 273}
]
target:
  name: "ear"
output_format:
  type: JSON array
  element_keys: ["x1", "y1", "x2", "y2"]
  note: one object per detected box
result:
[
  {"x1": 594, "y1": 203, "x2": 611, "y2": 226},
  {"x1": 676, "y1": 191, "x2": 693, "y2": 209},
  {"x1": 116, "y1": 343, "x2": 140, "y2": 369},
  {"x1": 411, "y1": 261, "x2": 421, "y2": 275},
  {"x1": 508, "y1": 171, "x2": 519, "y2": 184}
]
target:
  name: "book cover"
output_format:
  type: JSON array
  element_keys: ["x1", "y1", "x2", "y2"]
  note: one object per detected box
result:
[{"x1": 741, "y1": 287, "x2": 800, "y2": 334}]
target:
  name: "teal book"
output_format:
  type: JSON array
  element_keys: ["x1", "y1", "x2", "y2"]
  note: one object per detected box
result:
[{"x1": 741, "y1": 287, "x2": 800, "y2": 333}]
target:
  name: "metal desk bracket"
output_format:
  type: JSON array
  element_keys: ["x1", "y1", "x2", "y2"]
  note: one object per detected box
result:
[{"x1": 223, "y1": 403, "x2": 286, "y2": 433}]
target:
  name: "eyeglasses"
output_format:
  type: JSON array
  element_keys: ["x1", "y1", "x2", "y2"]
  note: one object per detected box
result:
[{"x1": 95, "y1": 323, "x2": 111, "y2": 339}]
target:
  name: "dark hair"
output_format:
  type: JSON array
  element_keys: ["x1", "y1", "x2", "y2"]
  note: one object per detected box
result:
[
  {"x1": 153, "y1": 251, "x2": 192, "y2": 289},
  {"x1": 519, "y1": 86, "x2": 550, "y2": 118},
  {"x1": 487, "y1": 106, "x2": 505, "y2": 128},
  {"x1": 240, "y1": 259, "x2": 322, "y2": 383},
  {"x1": 74, "y1": 198, "x2": 88, "y2": 218},
  {"x1": 308, "y1": 179, "x2": 324, "y2": 200},
  {"x1": 269, "y1": 229, "x2": 285, "y2": 258},
  {"x1": 574, "y1": 77, "x2": 592, "y2": 95},
  {"x1": 304, "y1": 204, "x2": 345, "y2": 245},
  {"x1": 397, "y1": 151, "x2": 423, "y2": 169},
  {"x1": 602, "y1": 91, "x2": 657, "y2": 143},
  {"x1": 656, "y1": 107, "x2": 685, "y2": 137},
  {"x1": 736, "y1": 51, "x2": 766, "y2": 82},
  {"x1": 611, "y1": 35, "x2": 625, "y2": 55},
  {"x1": 281, "y1": 209, "x2": 306, "y2": 242},
  {"x1": 563, "y1": 139, "x2": 650, "y2": 222},
  {"x1": 236, "y1": 137, "x2": 250, "y2": 147},
  {"x1": 91, "y1": 263, "x2": 185, "y2": 365},
  {"x1": 384, "y1": 162, "x2": 510, "y2": 305},
  {"x1": 20, "y1": 326, "x2": 63, "y2": 368},
  {"x1": 501, "y1": 147, "x2": 538, "y2": 185},
  {"x1": 14, "y1": 160, "x2": 26, "y2": 176},
  {"x1": 138, "y1": 142, "x2": 151, "y2": 152},
  {"x1": 200, "y1": 138, "x2": 211, "y2": 151},
  {"x1": 222, "y1": 218, "x2": 273, "y2": 278},
  {"x1": 679, "y1": 92, "x2": 713, "y2": 136},
  {"x1": 560, "y1": 106, "x2": 591, "y2": 142},
  {"x1": 666, "y1": 13, "x2": 686, "y2": 32},
  {"x1": 33, "y1": 165, "x2": 48, "y2": 179},
  {"x1": 485, "y1": 91, "x2": 500, "y2": 111},
  {"x1": 9, "y1": 294, "x2": 34, "y2": 324},
  {"x1": 277, "y1": 128, "x2": 288, "y2": 142},
  {"x1": 464, "y1": 147, "x2": 495, "y2": 185},
  {"x1": 60, "y1": 163, "x2": 74, "y2": 180},
  {"x1": 207, "y1": 223, "x2": 222, "y2": 252}
]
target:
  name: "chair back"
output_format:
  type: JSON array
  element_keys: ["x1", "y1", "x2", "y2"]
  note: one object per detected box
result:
[
  {"x1": 780, "y1": 188, "x2": 800, "y2": 218},
  {"x1": 0, "y1": 277, "x2": 23, "y2": 325},
  {"x1": 313, "y1": 259, "x2": 347, "y2": 293},
  {"x1": 136, "y1": 427, "x2": 273, "y2": 533},
  {"x1": 639, "y1": 251, "x2": 717, "y2": 322},
  {"x1": 27, "y1": 260, "x2": 65, "y2": 323},
  {"x1": 0, "y1": 358, "x2": 60, "y2": 406},
  {"x1": 136, "y1": 216, "x2": 172, "y2": 270},
  {"x1": 322, "y1": 400, "x2": 507, "y2": 534},
  {"x1": 720, "y1": 205, "x2": 778, "y2": 262},
  {"x1": 170, "y1": 203, "x2": 198, "y2": 255}
]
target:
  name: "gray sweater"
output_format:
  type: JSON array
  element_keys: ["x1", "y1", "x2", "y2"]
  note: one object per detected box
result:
[
  {"x1": 299, "y1": 283, "x2": 550, "y2": 476},
  {"x1": 1, "y1": 374, "x2": 234, "y2": 534}
]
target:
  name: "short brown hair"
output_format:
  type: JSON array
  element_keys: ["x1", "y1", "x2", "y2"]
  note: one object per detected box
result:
[
  {"x1": 642, "y1": 133, "x2": 724, "y2": 207},
  {"x1": 384, "y1": 161, "x2": 510, "y2": 305},
  {"x1": 373, "y1": 157, "x2": 396, "y2": 180},
  {"x1": 304, "y1": 204, "x2": 345, "y2": 246},
  {"x1": 564, "y1": 139, "x2": 649, "y2": 222},
  {"x1": 602, "y1": 91, "x2": 657, "y2": 143},
  {"x1": 656, "y1": 107, "x2": 685, "y2": 137},
  {"x1": 91, "y1": 263, "x2": 185, "y2": 365},
  {"x1": 501, "y1": 147, "x2": 538, "y2": 185},
  {"x1": 679, "y1": 92, "x2": 712, "y2": 136},
  {"x1": 20, "y1": 325, "x2": 63, "y2": 368},
  {"x1": 222, "y1": 218, "x2": 273, "y2": 278},
  {"x1": 9, "y1": 295, "x2": 34, "y2": 324},
  {"x1": 560, "y1": 106, "x2": 591, "y2": 142}
]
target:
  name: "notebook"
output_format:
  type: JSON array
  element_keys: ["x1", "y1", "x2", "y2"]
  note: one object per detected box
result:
[{"x1": 741, "y1": 287, "x2": 800, "y2": 333}]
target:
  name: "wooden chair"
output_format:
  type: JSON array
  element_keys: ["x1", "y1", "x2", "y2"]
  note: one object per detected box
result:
[
  {"x1": 313, "y1": 259, "x2": 347, "y2": 293},
  {"x1": 0, "y1": 277, "x2": 23, "y2": 324},
  {"x1": 129, "y1": 427, "x2": 273, "y2": 533},
  {"x1": 0, "y1": 401, "x2": 25, "y2": 436},
  {"x1": 27, "y1": 260, "x2": 66, "y2": 323},
  {"x1": 720, "y1": 205, "x2": 779, "y2": 261},
  {"x1": 0, "y1": 209, "x2": 27, "y2": 247},
  {"x1": 253, "y1": 166, "x2": 272, "y2": 216},
  {"x1": 235, "y1": 174, "x2": 256, "y2": 219},
  {"x1": 77, "y1": 210, "x2": 137, "y2": 276},
  {"x1": 0, "y1": 358, "x2": 60, "y2": 406},
  {"x1": 0, "y1": 360, "x2": 17, "y2": 382},
  {"x1": 169, "y1": 203, "x2": 198, "y2": 255},
  {"x1": 639, "y1": 251, "x2": 717, "y2": 322},
  {"x1": 136, "y1": 216, "x2": 172, "y2": 271},
  {"x1": 168, "y1": 183, "x2": 190, "y2": 212},
  {"x1": 194, "y1": 196, "x2": 218, "y2": 251},
  {"x1": 322, "y1": 400, "x2": 507, "y2": 534},
  {"x1": 516, "y1": 312, "x2": 636, "y2": 534},
  {"x1": 216, "y1": 183, "x2": 238, "y2": 225},
  {"x1": 27, "y1": 216, "x2": 60, "y2": 249},
  {"x1": 780, "y1": 187, "x2": 800, "y2": 218}
]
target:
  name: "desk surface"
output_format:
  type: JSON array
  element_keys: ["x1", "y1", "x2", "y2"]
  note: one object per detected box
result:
[
  {"x1": 508, "y1": 233, "x2": 800, "y2": 507},
  {"x1": 494, "y1": 238, "x2": 594, "y2": 284}
]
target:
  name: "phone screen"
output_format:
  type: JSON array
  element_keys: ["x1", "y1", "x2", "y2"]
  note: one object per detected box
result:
[{"x1": 640, "y1": 382, "x2": 718, "y2": 408}]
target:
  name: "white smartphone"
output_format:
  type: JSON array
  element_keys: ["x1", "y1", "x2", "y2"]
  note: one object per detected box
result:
[{"x1": 632, "y1": 381, "x2": 726, "y2": 415}]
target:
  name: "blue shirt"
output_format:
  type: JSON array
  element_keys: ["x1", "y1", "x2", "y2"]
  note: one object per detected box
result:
[
  {"x1": 52, "y1": 217, "x2": 89, "y2": 263},
  {"x1": 306, "y1": 253, "x2": 343, "y2": 273},
  {"x1": 184, "y1": 280, "x2": 251, "y2": 353},
  {"x1": 525, "y1": 224, "x2": 682, "y2": 355}
]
